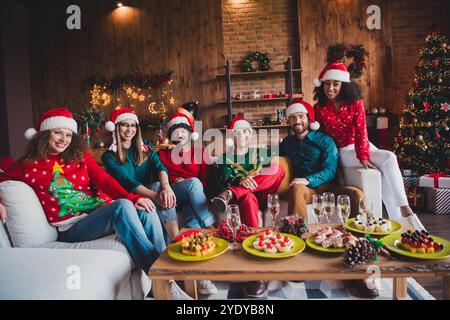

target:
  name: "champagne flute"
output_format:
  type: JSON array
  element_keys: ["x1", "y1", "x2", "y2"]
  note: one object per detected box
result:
[
  {"x1": 312, "y1": 194, "x2": 324, "y2": 230},
  {"x1": 359, "y1": 198, "x2": 373, "y2": 224},
  {"x1": 322, "y1": 192, "x2": 335, "y2": 223},
  {"x1": 337, "y1": 195, "x2": 351, "y2": 230},
  {"x1": 227, "y1": 204, "x2": 241, "y2": 250},
  {"x1": 267, "y1": 194, "x2": 280, "y2": 230}
]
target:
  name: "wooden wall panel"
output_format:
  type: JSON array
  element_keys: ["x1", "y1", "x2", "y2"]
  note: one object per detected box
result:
[
  {"x1": 297, "y1": 0, "x2": 395, "y2": 112},
  {"x1": 27, "y1": 0, "x2": 224, "y2": 132}
]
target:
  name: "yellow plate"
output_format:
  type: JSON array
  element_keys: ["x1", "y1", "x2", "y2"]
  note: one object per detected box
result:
[
  {"x1": 345, "y1": 218, "x2": 402, "y2": 236},
  {"x1": 242, "y1": 232, "x2": 305, "y2": 259},
  {"x1": 382, "y1": 233, "x2": 450, "y2": 260},
  {"x1": 167, "y1": 237, "x2": 229, "y2": 262},
  {"x1": 305, "y1": 236, "x2": 345, "y2": 253}
]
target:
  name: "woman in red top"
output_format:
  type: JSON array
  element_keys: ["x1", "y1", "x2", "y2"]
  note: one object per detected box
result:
[{"x1": 313, "y1": 63, "x2": 424, "y2": 227}]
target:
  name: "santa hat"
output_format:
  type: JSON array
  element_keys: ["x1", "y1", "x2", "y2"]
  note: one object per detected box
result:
[
  {"x1": 286, "y1": 99, "x2": 320, "y2": 131},
  {"x1": 313, "y1": 62, "x2": 350, "y2": 87},
  {"x1": 225, "y1": 117, "x2": 252, "y2": 147},
  {"x1": 105, "y1": 107, "x2": 146, "y2": 152},
  {"x1": 166, "y1": 112, "x2": 199, "y2": 141},
  {"x1": 24, "y1": 107, "x2": 78, "y2": 140},
  {"x1": 105, "y1": 107, "x2": 139, "y2": 132}
]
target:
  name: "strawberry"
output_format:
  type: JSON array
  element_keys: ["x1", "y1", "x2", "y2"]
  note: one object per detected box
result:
[{"x1": 267, "y1": 243, "x2": 273, "y2": 249}]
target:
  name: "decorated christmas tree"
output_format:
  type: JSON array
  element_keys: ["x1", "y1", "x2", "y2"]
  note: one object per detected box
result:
[
  {"x1": 49, "y1": 162, "x2": 105, "y2": 218},
  {"x1": 394, "y1": 30, "x2": 450, "y2": 174}
]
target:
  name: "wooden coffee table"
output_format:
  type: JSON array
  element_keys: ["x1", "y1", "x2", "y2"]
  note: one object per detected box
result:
[{"x1": 148, "y1": 222, "x2": 450, "y2": 300}]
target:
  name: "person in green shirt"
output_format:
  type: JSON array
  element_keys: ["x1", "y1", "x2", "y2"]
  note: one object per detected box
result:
[
  {"x1": 280, "y1": 99, "x2": 364, "y2": 219},
  {"x1": 211, "y1": 117, "x2": 285, "y2": 228},
  {"x1": 101, "y1": 108, "x2": 180, "y2": 243}
]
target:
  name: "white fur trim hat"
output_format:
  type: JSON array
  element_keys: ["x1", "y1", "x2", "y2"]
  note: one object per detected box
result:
[
  {"x1": 313, "y1": 62, "x2": 350, "y2": 87},
  {"x1": 225, "y1": 117, "x2": 252, "y2": 147},
  {"x1": 24, "y1": 107, "x2": 78, "y2": 140},
  {"x1": 286, "y1": 99, "x2": 320, "y2": 130}
]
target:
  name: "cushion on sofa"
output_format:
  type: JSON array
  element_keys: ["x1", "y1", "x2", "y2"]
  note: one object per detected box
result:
[{"x1": 0, "y1": 180, "x2": 58, "y2": 247}]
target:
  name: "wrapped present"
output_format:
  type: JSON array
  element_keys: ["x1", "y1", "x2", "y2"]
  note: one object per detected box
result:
[
  {"x1": 407, "y1": 186, "x2": 425, "y2": 209},
  {"x1": 426, "y1": 187, "x2": 450, "y2": 214},
  {"x1": 402, "y1": 176, "x2": 420, "y2": 191},
  {"x1": 419, "y1": 173, "x2": 450, "y2": 189}
]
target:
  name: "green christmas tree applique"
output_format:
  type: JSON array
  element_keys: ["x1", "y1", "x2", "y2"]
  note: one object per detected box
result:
[{"x1": 49, "y1": 161, "x2": 105, "y2": 218}]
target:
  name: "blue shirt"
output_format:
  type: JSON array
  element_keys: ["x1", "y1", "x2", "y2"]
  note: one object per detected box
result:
[{"x1": 279, "y1": 131, "x2": 338, "y2": 188}]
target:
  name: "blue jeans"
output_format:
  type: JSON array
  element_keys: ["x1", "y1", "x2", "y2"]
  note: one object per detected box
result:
[
  {"x1": 171, "y1": 178, "x2": 216, "y2": 228},
  {"x1": 58, "y1": 199, "x2": 166, "y2": 273},
  {"x1": 147, "y1": 182, "x2": 178, "y2": 226}
]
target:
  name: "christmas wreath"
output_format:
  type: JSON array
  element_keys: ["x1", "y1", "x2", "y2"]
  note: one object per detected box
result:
[
  {"x1": 242, "y1": 51, "x2": 271, "y2": 72},
  {"x1": 327, "y1": 43, "x2": 369, "y2": 79}
]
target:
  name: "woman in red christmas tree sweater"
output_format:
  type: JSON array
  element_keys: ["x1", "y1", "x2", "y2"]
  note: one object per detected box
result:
[
  {"x1": 313, "y1": 62, "x2": 425, "y2": 229},
  {"x1": 0, "y1": 108, "x2": 193, "y2": 299}
]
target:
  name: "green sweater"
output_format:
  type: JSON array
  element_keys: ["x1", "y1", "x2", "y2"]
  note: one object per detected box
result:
[
  {"x1": 101, "y1": 140, "x2": 168, "y2": 192},
  {"x1": 217, "y1": 148, "x2": 273, "y2": 187}
]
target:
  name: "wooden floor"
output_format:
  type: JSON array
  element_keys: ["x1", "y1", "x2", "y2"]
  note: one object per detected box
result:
[{"x1": 412, "y1": 212, "x2": 450, "y2": 300}]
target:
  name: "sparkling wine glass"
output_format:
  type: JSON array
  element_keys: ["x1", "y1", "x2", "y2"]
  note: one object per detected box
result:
[
  {"x1": 267, "y1": 194, "x2": 280, "y2": 230},
  {"x1": 359, "y1": 198, "x2": 373, "y2": 224},
  {"x1": 337, "y1": 195, "x2": 351, "y2": 230},
  {"x1": 322, "y1": 192, "x2": 335, "y2": 223},
  {"x1": 312, "y1": 194, "x2": 324, "y2": 230},
  {"x1": 226, "y1": 204, "x2": 241, "y2": 250}
]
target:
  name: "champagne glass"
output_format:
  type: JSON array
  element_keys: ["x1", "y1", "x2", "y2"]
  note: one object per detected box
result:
[
  {"x1": 312, "y1": 194, "x2": 324, "y2": 230},
  {"x1": 322, "y1": 192, "x2": 335, "y2": 223},
  {"x1": 267, "y1": 194, "x2": 280, "y2": 230},
  {"x1": 337, "y1": 195, "x2": 351, "y2": 230},
  {"x1": 359, "y1": 198, "x2": 373, "y2": 224},
  {"x1": 226, "y1": 204, "x2": 241, "y2": 250}
]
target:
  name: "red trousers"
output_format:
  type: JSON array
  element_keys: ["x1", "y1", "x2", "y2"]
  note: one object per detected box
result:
[{"x1": 228, "y1": 164, "x2": 285, "y2": 227}]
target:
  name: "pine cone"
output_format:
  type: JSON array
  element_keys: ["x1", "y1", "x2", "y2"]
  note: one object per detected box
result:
[{"x1": 343, "y1": 238, "x2": 378, "y2": 268}]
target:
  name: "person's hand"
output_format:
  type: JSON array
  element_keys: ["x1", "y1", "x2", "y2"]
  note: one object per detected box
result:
[
  {"x1": 160, "y1": 185, "x2": 177, "y2": 208},
  {"x1": 0, "y1": 202, "x2": 7, "y2": 223},
  {"x1": 134, "y1": 198, "x2": 156, "y2": 212},
  {"x1": 289, "y1": 178, "x2": 309, "y2": 187},
  {"x1": 174, "y1": 177, "x2": 185, "y2": 184},
  {"x1": 360, "y1": 160, "x2": 377, "y2": 170},
  {"x1": 239, "y1": 176, "x2": 258, "y2": 190}
]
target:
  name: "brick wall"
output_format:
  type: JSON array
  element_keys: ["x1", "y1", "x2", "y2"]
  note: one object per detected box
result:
[
  {"x1": 221, "y1": 0, "x2": 299, "y2": 124},
  {"x1": 390, "y1": 0, "x2": 450, "y2": 113}
]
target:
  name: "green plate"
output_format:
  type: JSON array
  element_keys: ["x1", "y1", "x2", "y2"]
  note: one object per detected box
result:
[
  {"x1": 242, "y1": 233, "x2": 305, "y2": 259},
  {"x1": 345, "y1": 218, "x2": 402, "y2": 236},
  {"x1": 167, "y1": 237, "x2": 229, "y2": 262},
  {"x1": 382, "y1": 233, "x2": 450, "y2": 260},
  {"x1": 305, "y1": 236, "x2": 345, "y2": 253}
]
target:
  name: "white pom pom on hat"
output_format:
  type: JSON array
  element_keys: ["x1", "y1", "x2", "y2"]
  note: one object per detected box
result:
[
  {"x1": 24, "y1": 128, "x2": 37, "y2": 140},
  {"x1": 105, "y1": 121, "x2": 116, "y2": 132}
]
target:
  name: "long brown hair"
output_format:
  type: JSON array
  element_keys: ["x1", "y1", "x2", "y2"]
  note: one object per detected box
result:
[
  {"x1": 24, "y1": 130, "x2": 86, "y2": 163},
  {"x1": 114, "y1": 122, "x2": 147, "y2": 165}
]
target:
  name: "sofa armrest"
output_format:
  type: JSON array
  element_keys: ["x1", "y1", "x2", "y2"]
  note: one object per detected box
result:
[
  {"x1": 339, "y1": 167, "x2": 383, "y2": 218},
  {"x1": 0, "y1": 248, "x2": 134, "y2": 300}
]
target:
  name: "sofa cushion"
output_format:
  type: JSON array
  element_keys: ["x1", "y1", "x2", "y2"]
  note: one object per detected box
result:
[
  {"x1": 0, "y1": 180, "x2": 58, "y2": 247},
  {"x1": 274, "y1": 156, "x2": 293, "y2": 195}
]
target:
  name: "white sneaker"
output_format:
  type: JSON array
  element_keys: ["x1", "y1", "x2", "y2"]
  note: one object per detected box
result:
[
  {"x1": 169, "y1": 281, "x2": 193, "y2": 300},
  {"x1": 198, "y1": 280, "x2": 218, "y2": 295}
]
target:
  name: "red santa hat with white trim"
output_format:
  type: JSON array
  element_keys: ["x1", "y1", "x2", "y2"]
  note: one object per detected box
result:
[
  {"x1": 313, "y1": 62, "x2": 350, "y2": 87},
  {"x1": 166, "y1": 112, "x2": 199, "y2": 141},
  {"x1": 24, "y1": 107, "x2": 78, "y2": 140},
  {"x1": 105, "y1": 107, "x2": 147, "y2": 152},
  {"x1": 225, "y1": 117, "x2": 252, "y2": 147},
  {"x1": 286, "y1": 99, "x2": 320, "y2": 131}
]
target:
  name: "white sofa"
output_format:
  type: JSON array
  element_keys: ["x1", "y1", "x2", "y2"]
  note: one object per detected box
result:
[{"x1": 0, "y1": 180, "x2": 151, "y2": 300}]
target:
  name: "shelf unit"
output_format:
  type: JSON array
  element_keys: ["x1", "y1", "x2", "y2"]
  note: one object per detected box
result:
[{"x1": 218, "y1": 56, "x2": 302, "y2": 124}]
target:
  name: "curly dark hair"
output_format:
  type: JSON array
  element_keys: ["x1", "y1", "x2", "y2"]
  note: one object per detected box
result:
[
  {"x1": 24, "y1": 130, "x2": 86, "y2": 163},
  {"x1": 167, "y1": 123, "x2": 192, "y2": 141},
  {"x1": 313, "y1": 81, "x2": 363, "y2": 107}
]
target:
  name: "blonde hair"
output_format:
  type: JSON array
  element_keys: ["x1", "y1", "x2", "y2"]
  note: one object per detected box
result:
[{"x1": 114, "y1": 122, "x2": 147, "y2": 165}]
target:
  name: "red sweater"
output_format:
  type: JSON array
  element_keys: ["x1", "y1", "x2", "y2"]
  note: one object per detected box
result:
[
  {"x1": 0, "y1": 152, "x2": 142, "y2": 228},
  {"x1": 158, "y1": 147, "x2": 208, "y2": 186},
  {"x1": 314, "y1": 99, "x2": 370, "y2": 161}
]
